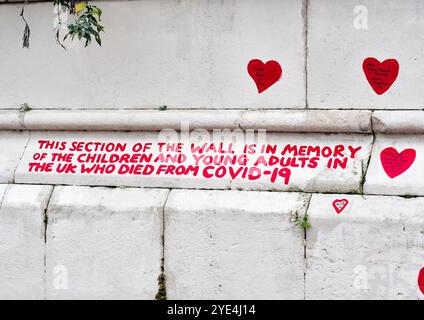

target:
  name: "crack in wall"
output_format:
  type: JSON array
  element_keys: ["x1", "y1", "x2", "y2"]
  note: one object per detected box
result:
[
  {"x1": 12, "y1": 130, "x2": 31, "y2": 184},
  {"x1": 0, "y1": 184, "x2": 11, "y2": 216},
  {"x1": 155, "y1": 189, "x2": 171, "y2": 300},
  {"x1": 302, "y1": 193, "x2": 312, "y2": 300},
  {"x1": 42, "y1": 185, "x2": 54, "y2": 300}
]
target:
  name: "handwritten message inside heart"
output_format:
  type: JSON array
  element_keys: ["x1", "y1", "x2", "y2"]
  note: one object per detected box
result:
[
  {"x1": 332, "y1": 199, "x2": 348, "y2": 214},
  {"x1": 380, "y1": 147, "x2": 416, "y2": 179},
  {"x1": 247, "y1": 59, "x2": 282, "y2": 93},
  {"x1": 362, "y1": 57, "x2": 399, "y2": 95},
  {"x1": 419, "y1": 267, "x2": 424, "y2": 295}
]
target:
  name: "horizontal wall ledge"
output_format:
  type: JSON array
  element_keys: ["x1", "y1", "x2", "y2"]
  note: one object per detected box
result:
[
  {"x1": 0, "y1": 109, "x2": 372, "y2": 133},
  {"x1": 373, "y1": 111, "x2": 424, "y2": 133},
  {"x1": 0, "y1": 110, "x2": 24, "y2": 130}
]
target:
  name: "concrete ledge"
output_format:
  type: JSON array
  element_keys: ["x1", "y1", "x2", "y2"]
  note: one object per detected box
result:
[
  {"x1": 240, "y1": 109, "x2": 372, "y2": 133},
  {"x1": 1, "y1": 109, "x2": 373, "y2": 133},
  {"x1": 23, "y1": 110, "x2": 242, "y2": 131},
  {"x1": 373, "y1": 111, "x2": 424, "y2": 133},
  {"x1": 0, "y1": 110, "x2": 24, "y2": 130},
  {"x1": 6, "y1": 109, "x2": 424, "y2": 134}
]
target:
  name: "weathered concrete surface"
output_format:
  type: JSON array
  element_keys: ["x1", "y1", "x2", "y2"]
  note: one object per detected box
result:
[
  {"x1": 0, "y1": 131, "x2": 29, "y2": 183},
  {"x1": 164, "y1": 189, "x2": 309, "y2": 299},
  {"x1": 2, "y1": 109, "x2": 373, "y2": 133},
  {"x1": 373, "y1": 111, "x2": 424, "y2": 134},
  {"x1": 308, "y1": 0, "x2": 424, "y2": 109},
  {"x1": 0, "y1": 184, "x2": 53, "y2": 300},
  {"x1": 22, "y1": 110, "x2": 242, "y2": 131},
  {"x1": 45, "y1": 186, "x2": 168, "y2": 299},
  {"x1": 306, "y1": 194, "x2": 424, "y2": 300},
  {"x1": 364, "y1": 134, "x2": 423, "y2": 196},
  {"x1": 0, "y1": 0, "x2": 304, "y2": 109},
  {"x1": 239, "y1": 110, "x2": 372, "y2": 133},
  {"x1": 0, "y1": 110, "x2": 24, "y2": 130},
  {"x1": 14, "y1": 131, "x2": 373, "y2": 193}
]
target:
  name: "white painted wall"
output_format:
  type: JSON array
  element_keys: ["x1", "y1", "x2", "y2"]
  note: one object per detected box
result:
[
  {"x1": 2, "y1": 0, "x2": 424, "y2": 110},
  {"x1": 164, "y1": 189, "x2": 308, "y2": 299},
  {"x1": 0, "y1": 184, "x2": 52, "y2": 299},
  {"x1": 308, "y1": 0, "x2": 424, "y2": 109},
  {"x1": 0, "y1": 185, "x2": 422, "y2": 299},
  {"x1": 306, "y1": 194, "x2": 424, "y2": 299},
  {"x1": 0, "y1": 0, "x2": 424, "y2": 300},
  {"x1": 0, "y1": 0, "x2": 305, "y2": 109},
  {"x1": 45, "y1": 186, "x2": 168, "y2": 299}
]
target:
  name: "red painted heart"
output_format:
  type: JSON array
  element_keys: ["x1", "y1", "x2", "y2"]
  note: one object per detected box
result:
[
  {"x1": 418, "y1": 267, "x2": 424, "y2": 295},
  {"x1": 380, "y1": 147, "x2": 416, "y2": 179},
  {"x1": 362, "y1": 57, "x2": 399, "y2": 95},
  {"x1": 247, "y1": 59, "x2": 282, "y2": 93},
  {"x1": 332, "y1": 199, "x2": 348, "y2": 214}
]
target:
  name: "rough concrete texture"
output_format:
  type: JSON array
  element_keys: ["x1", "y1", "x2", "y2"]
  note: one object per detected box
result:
[
  {"x1": 0, "y1": 184, "x2": 53, "y2": 299},
  {"x1": 308, "y1": 0, "x2": 424, "y2": 109},
  {"x1": 14, "y1": 131, "x2": 373, "y2": 193},
  {"x1": 45, "y1": 186, "x2": 169, "y2": 299},
  {"x1": 22, "y1": 110, "x2": 242, "y2": 131},
  {"x1": 6, "y1": 109, "x2": 424, "y2": 134},
  {"x1": 0, "y1": 109, "x2": 373, "y2": 133},
  {"x1": 0, "y1": 0, "x2": 304, "y2": 109},
  {"x1": 364, "y1": 134, "x2": 424, "y2": 196},
  {"x1": 0, "y1": 110, "x2": 24, "y2": 130},
  {"x1": 164, "y1": 189, "x2": 309, "y2": 299},
  {"x1": 306, "y1": 193, "x2": 424, "y2": 300},
  {"x1": 373, "y1": 111, "x2": 424, "y2": 134},
  {"x1": 0, "y1": 131, "x2": 29, "y2": 183},
  {"x1": 239, "y1": 110, "x2": 372, "y2": 133}
]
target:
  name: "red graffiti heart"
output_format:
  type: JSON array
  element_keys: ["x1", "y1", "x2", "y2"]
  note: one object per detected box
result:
[
  {"x1": 380, "y1": 147, "x2": 416, "y2": 179},
  {"x1": 362, "y1": 57, "x2": 399, "y2": 95},
  {"x1": 332, "y1": 199, "x2": 348, "y2": 214},
  {"x1": 418, "y1": 267, "x2": 424, "y2": 295},
  {"x1": 247, "y1": 59, "x2": 282, "y2": 93}
]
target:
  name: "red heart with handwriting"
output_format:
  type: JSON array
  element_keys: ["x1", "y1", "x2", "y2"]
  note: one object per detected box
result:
[
  {"x1": 363, "y1": 57, "x2": 399, "y2": 95},
  {"x1": 380, "y1": 147, "x2": 416, "y2": 179},
  {"x1": 332, "y1": 199, "x2": 348, "y2": 214},
  {"x1": 418, "y1": 267, "x2": 424, "y2": 295},
  {"x1": 248, "y1": 59, "x2": 282, "y2": 93}
]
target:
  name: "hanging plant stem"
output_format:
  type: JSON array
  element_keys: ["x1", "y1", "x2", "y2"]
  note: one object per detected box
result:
[{"x1": 20, "y1": 0, "x2": 30, "y2": 48}]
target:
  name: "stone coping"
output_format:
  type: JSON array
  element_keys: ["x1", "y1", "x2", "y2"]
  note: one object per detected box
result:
[{"x1": 1, "y1": 109, "x2": 424, "y2": 133}]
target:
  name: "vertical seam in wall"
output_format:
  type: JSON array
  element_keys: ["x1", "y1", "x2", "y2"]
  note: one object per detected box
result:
[
  {"x1": 155, "y1": 188, "x2": 172, "y2": 300},
  {"x1": 12, "y1": 130, "x2": 31, "y2": 183},
  {"x1": 42, "y1": 185, "x2": 55, "y2": 300},
  {"x1": 302, "y1": 193, "x2": 313, "y2": 300},
  {"x1": 360, "y1": 112, "x2": 376, "y2": 194},
  {"x1": 0, "y1": 184, "x2": 11, "y2": 214},
  {"x1": 303, "y1": 0, "x2": 309, "y2": 108},
  {"x1": 162, "y1": 189, "x2": 172, "y2": 271}
]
